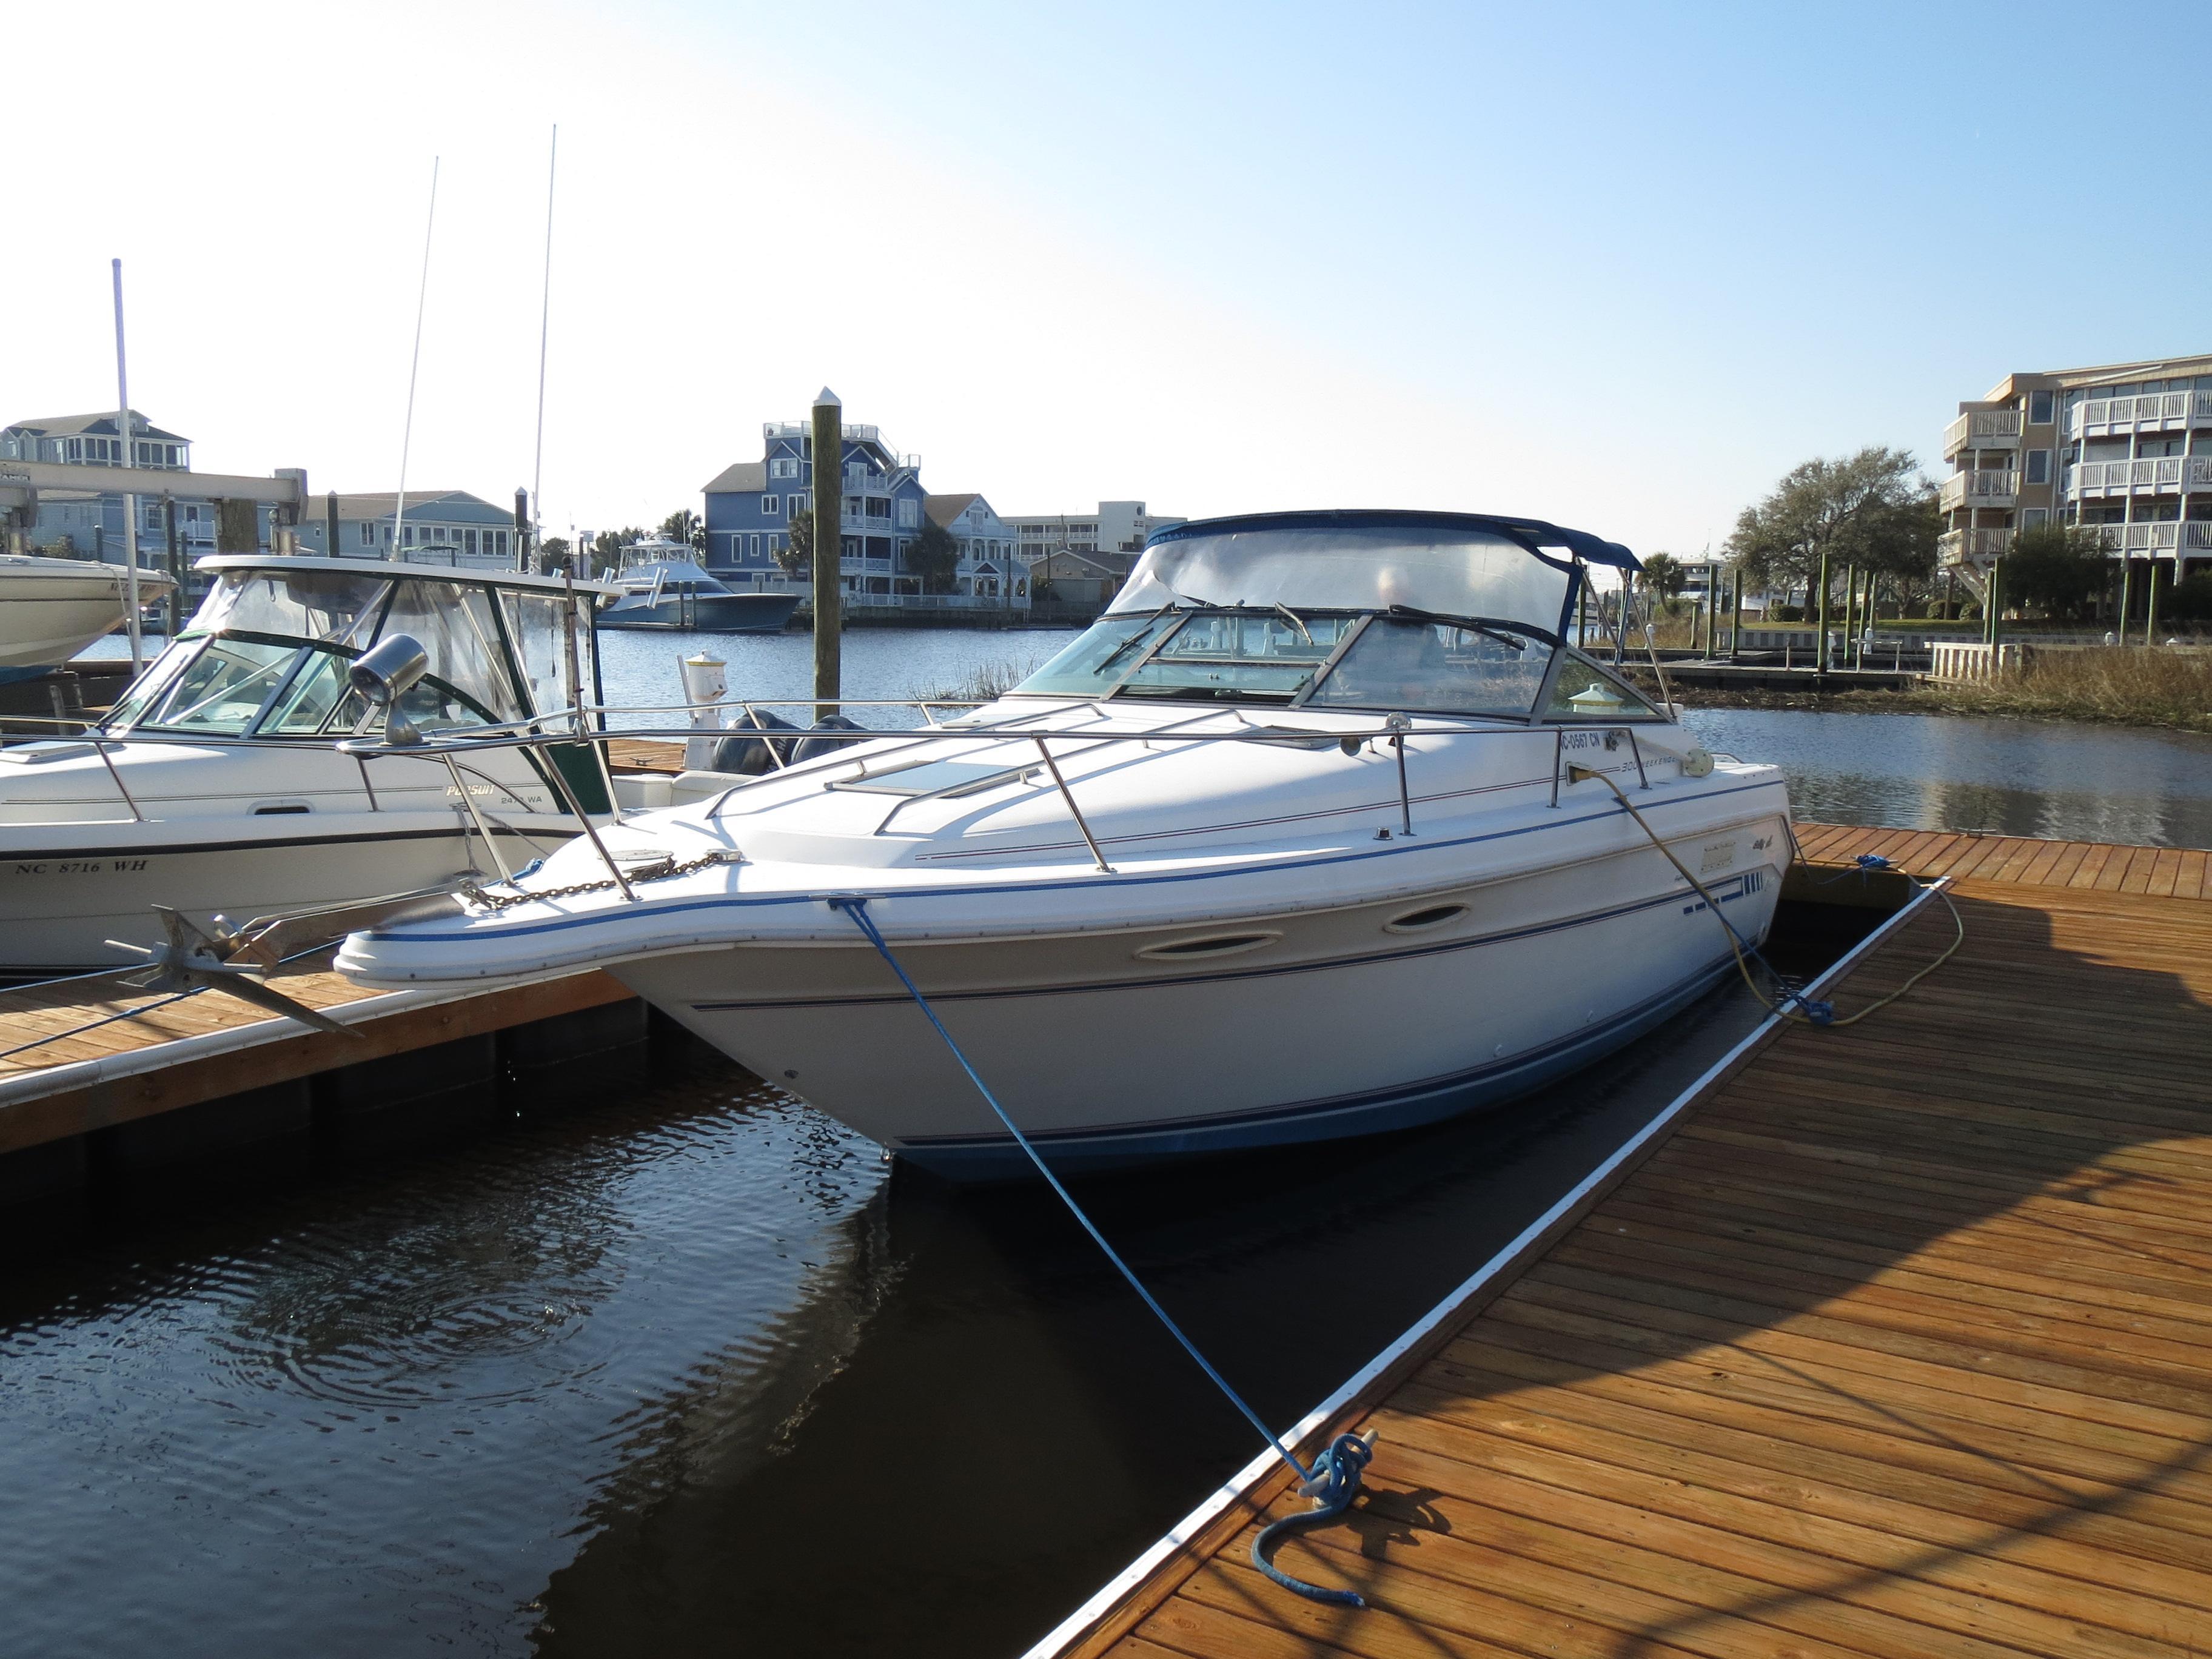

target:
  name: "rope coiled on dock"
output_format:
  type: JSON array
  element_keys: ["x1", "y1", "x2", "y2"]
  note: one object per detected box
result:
[{"x1": 1252, "y1": 1430, "x2": 1377, "y2": 1607}]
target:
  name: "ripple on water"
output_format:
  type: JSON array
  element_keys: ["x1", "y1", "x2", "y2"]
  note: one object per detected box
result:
[{"x1": 203, "y1": 1100, "x2": 802, "y2": 1413}]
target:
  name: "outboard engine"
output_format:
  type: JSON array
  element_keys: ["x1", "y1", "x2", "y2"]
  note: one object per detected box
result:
[
  {"x1": 706, "y1": 708, "x2": 799, "y2": 776},
  {"x1": 789, "y1": 714, "x2": 868, "y2": 765}
]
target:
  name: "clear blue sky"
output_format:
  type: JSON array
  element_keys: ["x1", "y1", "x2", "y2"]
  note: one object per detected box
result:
[{"x1": 13, "y1": 1, "x2": 2208, "y2": 555}]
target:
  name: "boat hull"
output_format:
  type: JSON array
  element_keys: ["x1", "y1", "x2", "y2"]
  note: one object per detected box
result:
[
  {"x1": 0, "y1": 562, "x2": 173, "y2": 669},
  {"x1": 597, "y1": 591, "x2": 799, "y2": 633},
  {"x1": 612, "y1": 825, "x2": 1786, "y2": 1176},
  {"x1": 0, "y1": 814, "x2": 573, "y2": 974}
]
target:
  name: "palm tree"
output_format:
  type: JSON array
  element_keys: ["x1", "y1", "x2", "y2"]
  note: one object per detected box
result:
[{"x1": 1641, "y1": 552, "x2": 1689, "y2": 612}]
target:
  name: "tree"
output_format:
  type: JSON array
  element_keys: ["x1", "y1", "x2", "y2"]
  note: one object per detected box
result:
[
  {"x1": 1640, "y1": 552, "x2": 1688, "y2": 612},
  {"x1": 2001, "y1": 522, "x2": 2108, "y2": 619},
  {"x1": 1724, "y1": 447, "x2": 1930, "y2": 603},
  {"x1": 778, "y1": 509, "x2": 813, "y2": 576},
  {"x1": 659, "y1": 508, "x2": 705, "y2": 551},
  {"x1": 907, "y1": 520, "x2": 961, "y2": 595},
  {"x1": 591, "y1": 526, "x2": 642, "y2": 577},
  {"x1": 539, "y1": 535, "x2": 572, "y2": 572}
]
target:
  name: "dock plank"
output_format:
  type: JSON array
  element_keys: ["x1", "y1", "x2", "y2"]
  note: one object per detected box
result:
[{"x1": 1053, "y1": 874, "x2": 2212, "y2": 1659}]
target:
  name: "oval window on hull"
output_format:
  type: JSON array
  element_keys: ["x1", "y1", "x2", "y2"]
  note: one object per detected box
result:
[
  {"x1": 1134, "y1": 931, "x2": 1283, "y2": 962},
  {"x1": 1385, "y1": 902, "x2": 1470, "y2": 934}
]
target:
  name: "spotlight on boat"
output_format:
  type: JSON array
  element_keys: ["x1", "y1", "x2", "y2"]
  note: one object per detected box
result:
[{"x1": 350, "y1": 634, "x2": 431, "y2": 748}]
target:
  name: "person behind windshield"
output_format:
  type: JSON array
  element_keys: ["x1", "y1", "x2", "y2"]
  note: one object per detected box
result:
[{"x1": 1324, "y1": 617, "x2": 1452, "y2": 708}]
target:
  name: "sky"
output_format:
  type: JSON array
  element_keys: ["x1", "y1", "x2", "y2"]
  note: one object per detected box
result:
[{"x1": 10, "y1": 1, "x2": 2211, "y2": 558}]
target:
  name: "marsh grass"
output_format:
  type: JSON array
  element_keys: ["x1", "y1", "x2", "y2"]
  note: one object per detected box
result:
[
  {"x1": 908, "y1": 651, "x2": 1049, "y2": 706},
  {"x1": 1944, "y1": 646, "x2": 2212, "y2": 732},
  {"x1": 1659, "y1": 645, "x2": 2212, "y2": 732}
]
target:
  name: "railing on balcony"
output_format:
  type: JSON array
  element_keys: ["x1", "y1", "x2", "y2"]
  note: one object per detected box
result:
[
  {"x1": 1937, "y1": 527, "x2": 2013, "y2": 565},
  {"x1": 1938, "y1": 470, "x2": 2019, "y2": 511},
  {"x1": 2065, "y1": 390, "x2": 2212, "y2": 440},
  {"x1": 2063, "y1": 455, "x2": 2212, "y2": 498},
  {"x1": 2074, "y1": 521, "x2": 2212, "y2": 555},
  {"x1": 1942, "y1": 409, "x2": 2022, "y2": 457}
]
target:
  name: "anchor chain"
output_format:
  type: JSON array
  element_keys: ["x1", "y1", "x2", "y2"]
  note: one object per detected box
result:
[{"x1": 458, "y1": 848, "x2": 739, "y2": 912}]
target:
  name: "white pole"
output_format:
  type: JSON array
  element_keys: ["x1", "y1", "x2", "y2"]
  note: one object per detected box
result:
[
  {"x1": 110, "y1": 258, "x2": 142, "y2": 671},
  {"x1": 528, "y1": 126, "x2": 558, "y2": 574},
  {"x1": 392, "y1": 156, "x2": 440, "y2": 564}
]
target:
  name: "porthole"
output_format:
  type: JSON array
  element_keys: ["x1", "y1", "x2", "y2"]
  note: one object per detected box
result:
[
  {"x1": 1134, "y1": 930, "x2": 1283, "y2": 962},
  {"x1": 1384, "y1": 902, "x2": 1469, "y2": 934}
]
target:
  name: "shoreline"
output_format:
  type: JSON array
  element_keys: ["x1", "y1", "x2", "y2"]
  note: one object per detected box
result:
[{"x1": 1635, "y1": 675, "x2": 2212, "y2": 736}]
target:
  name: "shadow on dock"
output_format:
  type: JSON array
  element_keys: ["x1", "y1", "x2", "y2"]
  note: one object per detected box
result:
[{"x1": 1127, "y1": 885, "x2": 2212, "y2": 1659}]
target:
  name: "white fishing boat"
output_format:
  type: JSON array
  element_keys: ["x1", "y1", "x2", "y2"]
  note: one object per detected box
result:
[
  {"x1": 0, "y1": 554, "x2": 176, "y2": 670},
  {"x1": 598, "y1": 537, "x2": 800, "y2": 633},
  {"x1": 338, "y1": 511, "x2": 1792, "y2": 1176},
  {"x1": 0, "y1": 554, "x2": 623, "y2": 975}
]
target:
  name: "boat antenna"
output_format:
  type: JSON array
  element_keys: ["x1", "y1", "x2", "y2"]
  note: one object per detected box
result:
[
  {"x1": 109, "y1": 258, "x2": 142, "y2": 671},
  {"x1": 527, "y1": 125, "x2": 557, "y2": 574},
  {"x1": 391, "y1": 155, "x2": 440, "y2": 565}
]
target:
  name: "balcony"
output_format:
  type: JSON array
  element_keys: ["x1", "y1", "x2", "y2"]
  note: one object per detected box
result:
[
  {"x1": 2065, "y1": 390, "x2": 2212, "y2": 440},
  {"x1": 1937, "y1": 527, "x2": 2012, "y2": 566},
  {"x1": 1942, "y1": 409, "x2": 2022, "y2": 459},
  {"x1": 1939, "y1": 469, "x2": 2017, "y2": 512},
  {"x1": 2076, "y1": 521, "x2": 2212, "y2": 555},
  {"x1": 2063, "y1": 455, "x2": 2212, "y2": 499}
]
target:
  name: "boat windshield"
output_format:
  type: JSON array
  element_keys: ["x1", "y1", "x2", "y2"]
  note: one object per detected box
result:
[
  {"x1": 102, "y1": 566, "x2": 569, "y2": 739},
  {"x1": 1013, "y1": 606, "x2": 1600, "y2": 717},
  {"x1": 1009, "y1": 516, "x2": 1661, "y2": 719}
]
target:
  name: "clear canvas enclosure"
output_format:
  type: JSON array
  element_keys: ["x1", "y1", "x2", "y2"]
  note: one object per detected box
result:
[{"x1": 1110, "y1": 521, "x2": 1576, "y2": 640}]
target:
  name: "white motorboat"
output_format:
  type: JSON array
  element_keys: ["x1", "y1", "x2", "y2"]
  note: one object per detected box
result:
[
  {"x1": 598, "y1": 538, "x2": 800, "y2": 633},
  {"x1": 0, "y1": 554, "x2": 176, "y2": 669},
  {"x1": 0, "y1": 555, "x2": 625, "y2": 975},
  {"x1": 338, "y1": 511, "x2": 1793, "y2": 1177}
]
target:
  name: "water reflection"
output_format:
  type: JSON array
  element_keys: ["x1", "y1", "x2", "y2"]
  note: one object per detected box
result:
[
  {"x1": 1683, "y1": 708, "x2": 2212, "y2": 848},
  {"x1": 0, "y1": 1064, "x2": 886, "y2": 1658}
]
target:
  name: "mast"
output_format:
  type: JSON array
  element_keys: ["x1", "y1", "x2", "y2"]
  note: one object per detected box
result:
[
  {"x1": 526, "y1": 126, "x2": 558, "y2": 573},
  {"x1": 392, "y1": 156, "x2": 440, "y2": 564},
  {"x1": 110, "y1": 260, "x2": 142, "y2": 670}
]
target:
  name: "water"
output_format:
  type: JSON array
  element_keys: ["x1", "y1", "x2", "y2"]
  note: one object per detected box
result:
[
  {"x1": 1681, "y1": 707, "x2": 2212, "y2": 848},
  {"x1": 0, "y1": 953, "x2": 1874, "y2": 1658},
  {"x1": 589, "y1": 626, "x2": 1084, "y2": 731}
]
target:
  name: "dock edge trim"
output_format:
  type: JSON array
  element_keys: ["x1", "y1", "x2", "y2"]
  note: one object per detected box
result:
[{"x1": 1019, "y1": 873, "x2": 1951, "y2": 1659}]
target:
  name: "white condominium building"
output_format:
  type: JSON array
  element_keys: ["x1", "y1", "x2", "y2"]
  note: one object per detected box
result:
[
  {"x1": 1011, "y1": 500, "x2": 1185, "y2": 568},
  {"x1": 1939, "y1": 352, "x2": 2212, "y2": 581}
]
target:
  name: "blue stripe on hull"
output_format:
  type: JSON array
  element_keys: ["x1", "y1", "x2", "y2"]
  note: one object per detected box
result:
[{"x1": 890, "y1": 952, "x2": 1742, "y2": 1181}]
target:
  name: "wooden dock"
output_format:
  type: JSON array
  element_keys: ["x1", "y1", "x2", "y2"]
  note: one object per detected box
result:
[
  {"x1": 1036, "y1": 826, "x2": 2212, "y2": 1659},
  {"x1": 0, "y1": 959, "x2": 635, "y2": 1153}
]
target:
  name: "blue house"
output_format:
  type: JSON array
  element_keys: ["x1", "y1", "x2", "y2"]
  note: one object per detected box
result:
[{"x1": 702, "y1": 398, "x2": 1027, "y2": 608}]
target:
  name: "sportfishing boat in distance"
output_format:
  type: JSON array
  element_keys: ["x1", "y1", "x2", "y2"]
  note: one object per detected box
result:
[
  {"x1": 0, "y1": 554, "x2": 624, "y2": 975},
  {"x1": 0, "y1": 554, "x2": 176, "y2": 672},
  {"x1": 340, "y1": 510, "x2": 1793, "y2": 1177},
  {"x1": 597, "y1": 537, "x2": 799, "y2": 632}
]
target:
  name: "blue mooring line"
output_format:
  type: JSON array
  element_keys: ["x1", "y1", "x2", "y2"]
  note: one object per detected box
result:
[{"x1": 828, "y1": 894, "x2": 1370, "y2": 1608}]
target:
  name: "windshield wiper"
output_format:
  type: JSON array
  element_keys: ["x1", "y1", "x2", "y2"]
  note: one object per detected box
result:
[
  {"x1": 1381, "y1": 605, "x2": 1538, "y2": 652},
  {"x1": 1270, "y1": 602, "x2": 1313, "y2": 643},
  {"x1": 1092, "y1": 606, "x2": 1184, "y2": 676}
]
